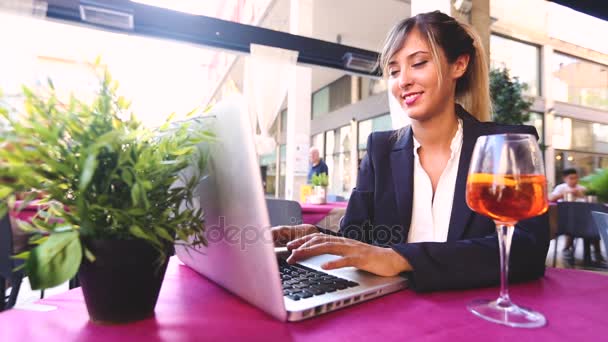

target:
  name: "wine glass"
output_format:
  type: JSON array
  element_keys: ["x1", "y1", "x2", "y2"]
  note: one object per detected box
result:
[{"x1": 466, "y1": 133, "x2": 549, "y2": 328}]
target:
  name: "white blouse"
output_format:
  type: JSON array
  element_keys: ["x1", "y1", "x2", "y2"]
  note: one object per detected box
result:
[{"x1": 407, "y1": 119, "x2": 463, "y2": 243}]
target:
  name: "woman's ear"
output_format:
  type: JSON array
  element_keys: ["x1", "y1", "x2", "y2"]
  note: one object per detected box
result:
[{"x1": 451, "y1": 54, "x2": 470, "y2": 79}]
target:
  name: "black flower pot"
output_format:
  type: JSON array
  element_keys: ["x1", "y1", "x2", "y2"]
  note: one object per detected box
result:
[{"x1": 78, "y1": 239, "x2": 172, "y2": 324}]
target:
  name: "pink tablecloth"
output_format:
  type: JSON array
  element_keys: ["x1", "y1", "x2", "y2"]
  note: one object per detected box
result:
[
  {"x1": 301, "y1": 202, "x2": 348, "y2": 225},
  {"x1": 8, "y1": 201, "x2": 40, "y2": 222},
  {"x1": 1, "y1": 257, "x2": 607, "y2": 341}
]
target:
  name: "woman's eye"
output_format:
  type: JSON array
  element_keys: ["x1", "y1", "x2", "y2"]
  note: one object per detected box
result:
[
  {"x1": 412, "y1": 61, "x2": 428, "y2": 68},
  {"x1": 389, "y1": 69, "x2": 399, "y2": 77}
]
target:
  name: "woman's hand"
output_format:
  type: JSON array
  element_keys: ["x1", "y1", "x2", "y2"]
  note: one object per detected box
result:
[
  {"x1": 271, "y1": 224, "x2": 319, "y2": 247},
  {"x1": 286, "y1": 233, "x2": 412, "y2": 277}
]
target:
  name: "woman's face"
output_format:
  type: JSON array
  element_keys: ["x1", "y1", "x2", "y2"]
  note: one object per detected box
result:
[{"x1": 387, "y1": 27, "x2": 467, "y2": 122}]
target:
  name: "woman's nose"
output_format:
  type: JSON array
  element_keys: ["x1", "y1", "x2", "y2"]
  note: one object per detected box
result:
[{"x1": 397, "y1": 70, "x2": 412, "y2": 90}]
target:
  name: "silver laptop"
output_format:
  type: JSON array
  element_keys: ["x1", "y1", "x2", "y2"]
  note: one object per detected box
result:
[{"x1": 175, "y1": 98, "x2": 407, "y2": 321}]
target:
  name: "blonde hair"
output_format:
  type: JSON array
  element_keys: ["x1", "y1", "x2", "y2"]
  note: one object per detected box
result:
[{"x1": 379, "y1": 11, "x2": 491, "y2": 121}]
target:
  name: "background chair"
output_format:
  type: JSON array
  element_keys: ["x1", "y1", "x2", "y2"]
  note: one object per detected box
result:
[
  {"x1": 266, "y1": 198, "x2": 303, "y2": 226},
  {"x1": 591, "y1": 211, "x2": 608, "y2": 263},
  {"x1": 555, "y1": 202, "x2": 608, "y2": 266},
  {"x1": 0, "y1": 214, "x2": 24, "y2": 311},
  {"x1": 326, "y1": 194, "x2": 347, "y2": 202}
]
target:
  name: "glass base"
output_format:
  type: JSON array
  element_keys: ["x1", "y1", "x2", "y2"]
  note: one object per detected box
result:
[{"x1": 468, "y1": 298, "x2": 546, "y2": 328}]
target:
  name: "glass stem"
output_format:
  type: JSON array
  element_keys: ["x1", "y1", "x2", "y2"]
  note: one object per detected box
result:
[{"x1": 495, "y1": 223, "x2": 515, "y2": 308}]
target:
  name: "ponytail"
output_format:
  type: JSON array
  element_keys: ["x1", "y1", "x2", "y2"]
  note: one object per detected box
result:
[{"x1": 457, "y1": 23, "x2": 491, "y2": 121}]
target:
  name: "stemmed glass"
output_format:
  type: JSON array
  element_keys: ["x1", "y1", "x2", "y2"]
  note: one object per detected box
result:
[{"x1": 466, "y1": 134, "x2": 549, "y2": 328}]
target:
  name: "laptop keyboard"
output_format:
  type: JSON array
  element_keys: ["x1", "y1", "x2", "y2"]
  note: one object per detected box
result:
[{"x1": 278, "y1": 258, "x2": 359, "y2": 301}]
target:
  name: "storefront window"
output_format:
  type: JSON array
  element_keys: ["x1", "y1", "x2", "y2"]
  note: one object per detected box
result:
[
  {"x1": 312, "y1": 87, "x2": 330, "y2": 118},
  {"x1": 554, "y1": 150, "x2": 608, "y2": 187},
  {"x1": 323, "y1": 125, "x2": 353, "y2": 197},
  {"x1": 490, "y1": 35, "x2": 540, "y2": 97},
  {"x1": 358, "y1": 114, "x2": 392, "y2": 160},
  {"x1": 525, "y1": 112, "x2": 544, "y2": 145},
  {"x1": 361, "y1": 78, "x2": 388, "y2": 99},
  {"x1": 312, "y1": 76, "x2": 352, "y2": 119},
  {"x1": 552, "y1": 52, "x2": 608, "y2": 110},
  {"x1": 552, "y1": 115, "x2": 608, "y2": 154}
]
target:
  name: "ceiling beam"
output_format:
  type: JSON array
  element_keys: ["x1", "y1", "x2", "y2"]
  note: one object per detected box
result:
[{"x1": 45, "y1": 0, "x2": 381, "y2": 76}]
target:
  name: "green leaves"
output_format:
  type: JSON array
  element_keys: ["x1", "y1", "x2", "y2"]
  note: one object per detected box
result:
[
  {"x1": 0, "y1": 63, "x2": 214, "y2": 286},
  {"x1": 129, "y1": 225, "x2": 160, "y2": 247},
  {"x1": 311, "y1": 172, "x2": 329, "y2": 187},
  {"x1": 490, "y1": 67, "x2": 533, "y2": 125},
  {"x1": 79, "y1": 153, "x2": 98, "y2": 191},
  {"x1": 25, "y1": 231, "x2": 82, "y2": 290},
  {"x1": 0, "y1": 184, "x2": 12, "y2": 199},
  {"x1": 580, "y1": 169, "x2": 608, "y2": 203}
]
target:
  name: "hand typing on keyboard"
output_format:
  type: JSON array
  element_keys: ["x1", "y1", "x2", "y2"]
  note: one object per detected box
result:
[
  {"x1": 286, "y1": 233, "x2": 412, "y2": 277},
  {"x1": 271, "y1": 224, "x2": 319, "y2": 247}
]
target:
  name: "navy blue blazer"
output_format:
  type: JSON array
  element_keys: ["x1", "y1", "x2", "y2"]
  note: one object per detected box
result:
[{"x1": 331, "y1": 105, "x2": 549, "y2": 292}]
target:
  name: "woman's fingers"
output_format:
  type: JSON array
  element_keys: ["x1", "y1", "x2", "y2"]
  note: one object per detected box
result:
[
  {"x1": 271, "y1": 226, "x2": 292, "y2": 246},
  {"x1": 287, "y1": 232, "x2": 329, "y2": 250},
  {"x1": 321, "y1": 256, "x2": 359, "y2": 270},
  {"x1": 271, "y1": 224, "x2": 318, "y2": 246},
  {"x1": 287, "y1": 240, "x2": 351, "y2": 264}
]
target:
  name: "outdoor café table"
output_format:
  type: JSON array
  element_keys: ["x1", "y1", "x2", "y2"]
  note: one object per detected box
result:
[
  {"x1": 301, "y1": 202, "x2": 348, "y2": 232},
  {"x1": 1, "y1": 257, "x2": 607, "y2": 341}
]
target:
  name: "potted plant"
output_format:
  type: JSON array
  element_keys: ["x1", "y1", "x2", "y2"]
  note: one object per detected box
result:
[
  {"x1": 0, "y1": 65, "x2": 213, "y2": 324},
  {"x1": 580, "y1": 170, "x2": 608, "y2": 203},
  {"x1": 310, "y1": 172, "x2": 329, "y2": 204}
]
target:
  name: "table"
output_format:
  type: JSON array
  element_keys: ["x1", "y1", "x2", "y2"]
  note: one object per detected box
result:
[
  {"x1": 2, "y1": 257, "x2": 607, "y2": 342},
  {"x1": 301, "y1": 202, "x2": 347, "y2": 232},
  {"x1": 9, "y1": 201, "x2": 40, "y2": 222},
  {"x1": 7, "y1": 201, "x2": 41, "y2": 254}
]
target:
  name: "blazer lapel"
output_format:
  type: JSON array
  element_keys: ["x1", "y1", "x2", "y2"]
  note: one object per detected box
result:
[
  {"x1": 447, "y1": 108, "x2": 482, "y2": 241},
  {"x1": 390, "y1": 127, "x2": 415, "y2": 242}
]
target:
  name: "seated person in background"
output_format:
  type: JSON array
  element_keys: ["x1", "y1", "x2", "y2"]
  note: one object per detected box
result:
[
  {"x1": 550, "y1": 168, "x2": 605, "y2": 267},
  {"x1": 273, "y1": 11, "x2": 549, "y2": 292},
  {"x1": 307, "y1": 147, "x2": 328, "y2": 183},
  {"x1": 549, "y1": 168, "x2": 586, "y2": 202}
]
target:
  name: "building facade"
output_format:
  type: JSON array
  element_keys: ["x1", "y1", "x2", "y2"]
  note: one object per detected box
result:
[{"x1": 258, "y1": 0, "x2": 608, "y2": 198}]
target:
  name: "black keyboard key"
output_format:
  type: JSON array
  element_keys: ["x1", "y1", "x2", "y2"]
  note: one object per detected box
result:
[
  {"x1": 334, "y1": 283, "x2": 348, "y2": 290},
  {"x1": 308, "y1": 287, "x2": 326, "y2": 296},
  {"x1": 300, "y1": 291, "x2": 314, "y2": 298},
  {"x1": 278, "y1": 258, "x2": 361, "y2": 297},
  {"x1": 315, "y1": 284, "x2": 334, "y2": 290}
]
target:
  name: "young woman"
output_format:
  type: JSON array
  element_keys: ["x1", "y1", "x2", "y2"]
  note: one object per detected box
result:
[{"x1": 272, "y1": 11, "x2": 549, "y2": 292}]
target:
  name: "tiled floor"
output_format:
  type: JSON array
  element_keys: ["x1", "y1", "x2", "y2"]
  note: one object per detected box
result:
[
  {"x1": 546, "y1": 236, "x2": 608, "y2": 272},
  {"x1": 5, "y1": 277, "x2": 69, "y2": 309},
  {"x1": 5, "y1": 236, "x2": 608, "y2": 308}
]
